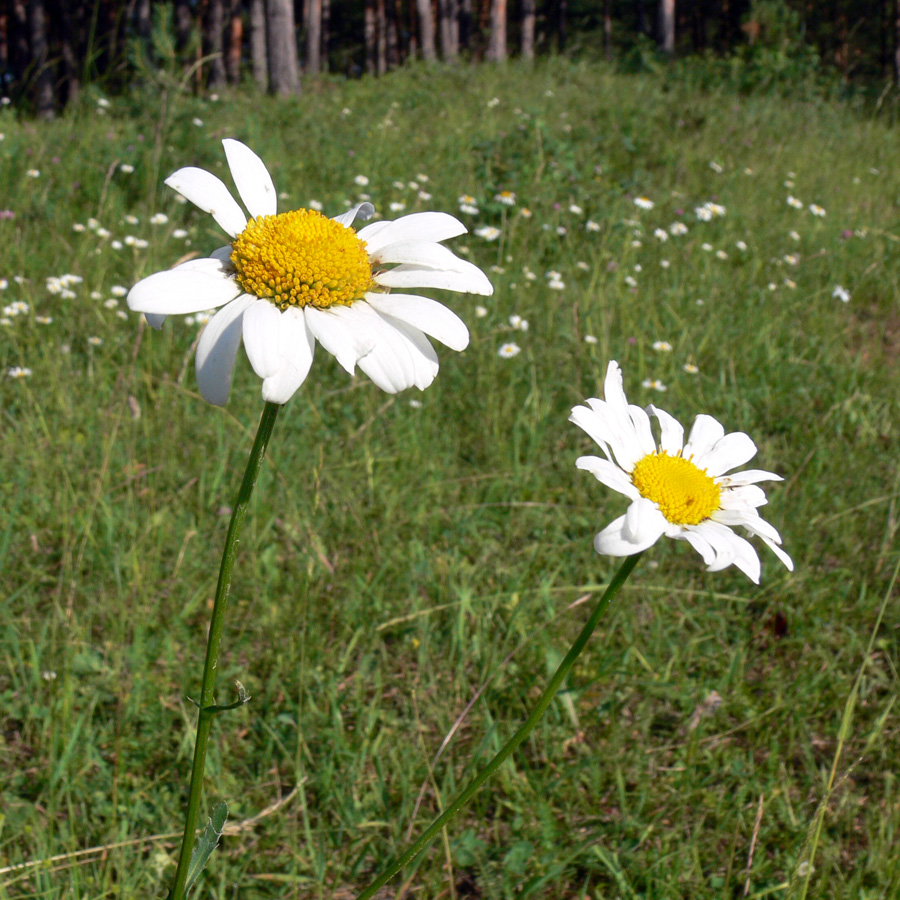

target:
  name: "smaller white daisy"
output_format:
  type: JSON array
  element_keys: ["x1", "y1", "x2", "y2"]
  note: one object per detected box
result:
[
  {"x1": 571, "y1": 361, "x2": 792, "y2": 583},
  {"x1": 498, "y1": 342, "x2": 521, "y2": 358},
  {"x1": 832, "y1": 285, "x2": 851, "y2": 303}
]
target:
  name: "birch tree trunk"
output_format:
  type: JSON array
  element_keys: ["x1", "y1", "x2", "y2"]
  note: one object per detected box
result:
[
  {"x1": 306, "y1": 0, "x2": 323, "y2": 74},
  {"x1": 416, "y1": 0, "x2": 437, "y2": 61},
  {"x1": 28, "y1": 0, "x2": 54, "y2": 118},
  {"x1": 658, "y1": 0, "x2": 675, "y2": 54},
  {"x1": 487, "y1": 0, "x2": 506, "y2": 61},
  {"x1": 266, "y1": 0, "x2": 300, "y2": 95},
  {"x1": 249, "y1": 0, "x2": 268, "y2": 87},
  {"x1": 438, "y1": 0, "x2": 459, "y2": 59},
  {"x1": 364, "y1": 0, "x2": 376, "y2": 73},
  {"x1": 521, "y1": 0, "x2": 535, "y2": 59}
]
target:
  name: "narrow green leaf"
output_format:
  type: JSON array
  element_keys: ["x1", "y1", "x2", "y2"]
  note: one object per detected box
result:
[{"x1": 184, "y1": 801, "x2": 228, "y2": 895}]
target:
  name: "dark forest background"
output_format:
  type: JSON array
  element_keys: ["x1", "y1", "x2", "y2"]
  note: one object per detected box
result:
[{"x1": 4, "y1": 0, "x2": 899, "y2": 117}]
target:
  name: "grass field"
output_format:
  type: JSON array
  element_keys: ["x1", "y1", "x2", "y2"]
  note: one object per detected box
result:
[{"x1": 1, "y1": 57, "x2": 900, "y2": 899}]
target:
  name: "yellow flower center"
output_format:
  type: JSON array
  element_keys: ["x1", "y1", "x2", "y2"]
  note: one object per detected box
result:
[
  {"x1": 230, "y1": 209, "x2": 374, "y2": 310},
  {"x1": 631, "y1": 451, "x2": 721, "y2": 525}
]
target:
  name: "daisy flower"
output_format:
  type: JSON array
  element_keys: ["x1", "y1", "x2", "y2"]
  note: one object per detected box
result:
[
  {"x1": 634, "y1": 197, "x2": 654, "y2": 210},
  {"x1": 498, "y1": 342, "x2": 521, "y2": 358},
  {"x1": 128, "y1": 140, "x2": 493, "y2": 406},
  {"x1": 832, "y1": 285, "x2": 851, "y2": 303},
  {"x1": 571, "y1": 361, "x2": 792, "y2": 583}
]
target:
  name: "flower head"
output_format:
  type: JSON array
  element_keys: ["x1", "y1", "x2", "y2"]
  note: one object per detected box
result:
[
  {"x1": 128, "y1": 140, "x2": 492, "y2": 405},
  {"x1": 571, "y1": 361, "x2": 792, "y2": 583}
]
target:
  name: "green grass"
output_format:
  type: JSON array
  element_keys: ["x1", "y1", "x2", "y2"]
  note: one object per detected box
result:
[{"x1": 1, "y1": 58, "x2": 900, "y2": 899}]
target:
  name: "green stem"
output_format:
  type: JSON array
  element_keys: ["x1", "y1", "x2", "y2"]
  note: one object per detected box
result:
[
  {"x1": 169, "y1": 401, "x2": 281, "y2": 900},
  {"x1": 355, "y1": 552, "x2": 643, "y2": 900}
]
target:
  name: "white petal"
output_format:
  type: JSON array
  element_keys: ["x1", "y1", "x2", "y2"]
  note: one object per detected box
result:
[
  {"x1": 690, "y1": 520, "x2": 760, "y2": 583},
  {"x1": 174, "y1": 256, "x2": 233, "y2": 275},
  {"x1": 242, "y1": 300, "x2": 283, "y2": 378},
  {"x1": 358, "y1": 212, "x2": 466, "y2": 253},
  {"x1": 374, "y1": 263, "x2": 493, "y2": 296},
  {"x1": 222, "y1": 139, "x2": 277, "y2": 219},
  {"x1": 351, "y1": 303, "x2": 439, "y2": 392},
  {"x1": 570, "y1": 405, "x2": 615, "y2": 463},
  {"x1": 761, "y1": 537, "x2": 794, "y2": 572},
  {"x1": 683, "y1": 414, "x2": 725, "y2": 461},
  {"x1": 675, "y1": 527, "x2": 717, "y2": 568},
  {"x1": 719, "y1": 468, "x2": 783, "y2": 487},
  {"x1": 333, "y1": 202, "x2": 375, "y2": 228},
  {"x1": 304, "y1": 304, "x2": 376, "y2": 374},
  {"x1": 164, "y1": 167, "x2": 247, "y2": 238},
  {"x1": 628, "y1": 404, "x2": 656, "y2": 457},
  {"x1": 575, "y1": 455, "x2": 641, "y2": 501},
  {"x1": 195, "y1": 295, "x2": 255, "y2": 406},
  {"x1": 260, "y1": 307, "x2": 315, "y2": 403},
  {"x1": 648, "y1": 404, "x2": 684, "y2": 454},
  {"x1": 127, "y1": 269, "x2": 241, "y2": 315},
  {"x1": 594, "y1": 498, "x2": 668, "y2": 556},
  {"x1": 701, "y1": 431, "x2": 758, "y2": 477},
  {"x1": 712, "y1": 508, "x2": 780, "y2": 541},
  {"x1": 370, "y1": 240, "x2": 470, "y2": 271},
  {"x1": 364, "y1": 293, "x2": 469, "y2": 351},
  {"x1": 718, "y1": 484, "x2": 768, "y2": 509}
]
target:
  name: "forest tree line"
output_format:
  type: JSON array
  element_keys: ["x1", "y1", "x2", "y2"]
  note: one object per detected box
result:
[{"x1": 4, "y1": 0, "x2": 899, "y2": 117}]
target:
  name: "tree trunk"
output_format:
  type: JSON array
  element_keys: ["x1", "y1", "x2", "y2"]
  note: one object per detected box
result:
[
  {"x1": 487, "y1": 0, "x2": 506, "y2": 60},
  {"x1": 438, "y1": 0, "x2": 458, "y2": 59},
  {"x1": 322, "y1": 0, "x2": 331, "y2": 69},
  {"x1": 226, "y1": 3, "x2": 243, "y2": 83},
  {"x1": 520, "y1": 0, "x2": 535, "y2": 59},
  {"x1": 459, "y1": 0, "x2": 472, "y2": 52},
  {"x1": 59, "y1": 0, "x2": 82, "y2": 106},
  {"x1": 266, "y1": 0, "x2": 300, "y2": 95},
  {"x1": 895, "y1": 0, "x2": 900, "y2": 84},
  {"x1": 557, "y1": 0, "x2": 567, "y2": 50},
  {"x1": 249, "y1": 0, "x2": 267, "y2": 87},
  {"x1": 658, "y1": 0, "x2": 675, "y2": 54},
  {"x1": 376, "y1": 0, "x2": 387, "y2": 73},
  {"x1": 205, "y1": 0, "x2": 227, "y2": 87},
  {"x1": 386, "y1": 0, "x2": 400, "y2": 67},
  {"x1": 364, "y1": 0, "x2": 376, "y2": 73},
  {"x1": 27, "y1": 0, "x2": 54, "y2": 118},
  {"x1": 416, "y1": 0, "x2": 437, "y2": 61},
  {"x1": 306, "y1": 0, "x2": 322, "y2": 74}
]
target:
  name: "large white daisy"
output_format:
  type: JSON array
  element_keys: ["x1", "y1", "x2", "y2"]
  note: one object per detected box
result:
[
  {"x1": 571, "y1": 361, "x2": 793, "y2": 584},
  {"x1": 127, "y1": 139, "x2": 493, "y2": 406}
]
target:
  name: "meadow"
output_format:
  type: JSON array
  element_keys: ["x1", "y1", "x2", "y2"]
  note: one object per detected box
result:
[{"x1": 1, "y1": 57, "x2": 899, "y2": 899}]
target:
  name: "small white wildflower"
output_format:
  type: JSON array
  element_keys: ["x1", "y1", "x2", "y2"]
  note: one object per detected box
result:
[
  {"x1": 498, "y1": 342, "x2": 520, "y2": 358},
  {"x1": 787, "y1": 196, "x2": 803, "y2": 209},
  {"x1": 634, "y1": 197, "x2": 654, "y2": 210},
  {"x1": 584, "y1": 334, "x2": 598, "y2": 344},
  {"x1": 641, "y1": 378, "x2": 667, "y2": 392},
  {"x1": 354, "y1": 174, "x2": 369, "y2": 186},
  {"x1": 683, "y1": 363, "x2": 699, "y2": 374},
  {"x1": 652, "y1": 341, "x2": 673, "y2": 352},
  {"x1": 585, "y1": 220, "x2": 601, "y2": 232},
  {"x1": 150, "y1": 213, "x2": 169, "y2": 225},
  {"x1": 475, "y1": 225, "x2": 501, "y2": 241},
  {"x1": 809, "y1": 203, "x2": 826, "y2": 217},
  {"x1": 475, "y1": 305, "x2": 488, "y2": 318},
  {"x1": 832, "y1": 285, "x2": 851, "y2": 303},
  {"x1": 120, "y1": 164, "x2": 135, "y2": 174}
]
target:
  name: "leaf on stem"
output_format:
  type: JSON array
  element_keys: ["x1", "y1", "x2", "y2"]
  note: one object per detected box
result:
[{"x1": 184, "y1": 800, "x2": 228, "y2": 895}]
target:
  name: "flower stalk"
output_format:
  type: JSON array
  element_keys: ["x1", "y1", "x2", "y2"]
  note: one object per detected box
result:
[
  {"x1": 169, "y1": 400, "x2": 281, "y2": 900},
  {"x1": 354, "y1": 552, "x2": 642, "y2": 900}
]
